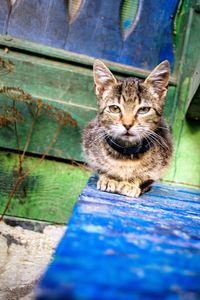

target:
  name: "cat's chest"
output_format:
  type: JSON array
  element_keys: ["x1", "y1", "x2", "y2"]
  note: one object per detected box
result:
[{"x1": 104, "y1": 154, "x2": 144, "y2": 180}]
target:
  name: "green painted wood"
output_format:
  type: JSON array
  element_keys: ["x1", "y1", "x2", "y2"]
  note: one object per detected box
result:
[
  {"x1": 164, "y1": 118, "x2": 200, "y2": 187},
  {"x1": 0, "y1": 94, "x2": 96, "y2": 161},
  {"x1": 187, "y1": 85, "x2": 200, "y2": 120},
  {"x1": 120, "y1": 0, "x2": 139, "y2": 40},
  {"x1": 0, "y1": 49, "x2": 96, "y2": 108},
  {"x1": 175, "y1": 6, "x2": 200, "y2": 116},
  {"x1": 0, "y1": 35, "x2": 177, "y2": 84},
  {"x1": 186, "y1": 58, "x2": 200, "y2": 108},
  {"x1": 174, "y1": 0, "x2": 190, "y2": 75},
  {"x1": 164, "y1": 1, "x2": 200, "y2": 187},
  {"x1": 173, "y1": 119, "x2": 200, "y2": 186},
  {"x1": 0, "y1": 151, "x2": 91, "y2": 223}
]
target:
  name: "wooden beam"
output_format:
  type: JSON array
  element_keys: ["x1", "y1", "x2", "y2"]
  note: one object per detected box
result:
[
  {"x1": 37, "y1": 175, "x2": 200, "y2": 299},
  {"x1": 0, "y1": 150, "x2": 91, "y2": 223}
]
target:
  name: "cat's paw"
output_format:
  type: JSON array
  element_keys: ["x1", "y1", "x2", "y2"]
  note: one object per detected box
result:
[
  {"x1": 97, "y1": 176, "x2": 141, "y2": 198},
  {"x1": 97, "y1": 176, "x2": 117, "y2": 193},
  {"x1": 117, "y1": 182, "x2": 141, "y2": 198}
]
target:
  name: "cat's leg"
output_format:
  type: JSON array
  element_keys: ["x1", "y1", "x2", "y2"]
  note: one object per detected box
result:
[
  {"x1": 117, "y1": 181, "x2": 141, "y2": 198},
  {"x1": 97, "y1": 174, "x2": 118, "y2": 193},
  {"x1": 97, "y1": 175, "x2": 141, "y2": 198},
  {"x1": 140, "y1": 179, "x2": 154, "y2": 194}
]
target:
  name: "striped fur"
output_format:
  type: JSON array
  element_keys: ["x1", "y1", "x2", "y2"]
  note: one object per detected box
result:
[{"x1": 82, "y1": 60, "x2": 172, "y2": 197}]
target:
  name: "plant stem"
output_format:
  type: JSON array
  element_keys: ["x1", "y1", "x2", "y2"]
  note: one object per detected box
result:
[
  {"x1": 20, "y1": 105, "x2": 41, "y2": 165},
  {"x1": 0, "y1": 124, "x2": 63, "y2": 221},
  {"x1": 12, "y1": 100, "x2": 23, "y2": 173}
]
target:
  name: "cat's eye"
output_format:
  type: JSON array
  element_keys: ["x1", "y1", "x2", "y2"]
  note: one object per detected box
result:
[
  {"x1": 109, "y1": 105, "x2": 121, "y2": 114},
  {"x1": 137, "y1": 107, "x2": 151, "y2": 114}
]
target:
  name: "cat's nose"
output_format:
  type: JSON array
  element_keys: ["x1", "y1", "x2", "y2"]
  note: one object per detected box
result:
[{"x1": 123, "y1": 124, "x2": 132, "y2": 130}]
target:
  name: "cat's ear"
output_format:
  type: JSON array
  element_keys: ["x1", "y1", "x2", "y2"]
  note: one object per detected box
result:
[
  {"x1": 93, "y1": 60, "x2": 117, "y2": 97},
  {"x1": 144, "y1": 60, "x2": 170, "y2": 100}
]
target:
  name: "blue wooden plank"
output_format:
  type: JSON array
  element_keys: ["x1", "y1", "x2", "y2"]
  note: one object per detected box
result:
[
  {"x1": 36, "y1": 176, "x2": 200, "y2": 300},
  {"x1": 119, "y1": 0, "x2": 179, "y2": 69},
  {"x1": 0, "y1": 0, "x2": 9, "y2": 34},
  {"x1": 65, "y1": 0, "x2": 122, "y2": 63},
  {"x1": 5, "y1": 0, "x2": 180, "y2": 70},
  {"x1": 7, "y1": 0, "x2": 68, "y2": 48},
  {"x1": 65, "y1": 0, "x2": 179, "y2": 70}
]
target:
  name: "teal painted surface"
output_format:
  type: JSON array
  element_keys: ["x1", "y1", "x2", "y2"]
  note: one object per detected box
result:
[{"x1": 120, "y1": 0, "x2": 139, "y2": 39}]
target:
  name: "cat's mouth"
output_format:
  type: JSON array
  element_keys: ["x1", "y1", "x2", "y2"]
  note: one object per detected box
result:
[
  {"x1": 123, "y1": 132, "x2": 132, "y2": 136},
  {"x1": 120, "y1": 132, "x2": 140, "y2": 143}
]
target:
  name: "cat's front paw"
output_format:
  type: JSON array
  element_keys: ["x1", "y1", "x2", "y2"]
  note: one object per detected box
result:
[
  {"x1": 117, "y1": 182, "x2": 141, "y2": 198},
  {"x1": 97, "y1": 176, "x2": 117, "y2": 193},
  {"x1": 97, "y1": 176, "x2": 141, "y2": 198}
]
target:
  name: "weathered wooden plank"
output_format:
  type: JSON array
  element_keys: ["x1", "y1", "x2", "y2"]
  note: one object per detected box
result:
[
  {"x1": 118, "y1": 0, "x2": 179, "y2": 69},
  {"x1": 3, "y1": 0, "x2": 179, "y2": 70},
  {"x1": 167, "y1": 5, "x2": 200, "y2": 187},
  {"x1": 0, "y1": 151, "x2": 91, "y2": 223},
  {"x1": 186, "y1": 58, "x2": 200, "y2": 110},
  {"x1": 65, "y1": 0, "x2": 179, "y2": 70},
  {"x1": 37, "y1": 175, "x2": 200, "y2": 299},
  {"x1": 0, "y1": 0, "x2": 9, "y2": 34},
  {"x1": 187, "y1": 86, "x2": 200, "y2": 120},
  {"x1": 0, "y1": 49, "x2": 96, "y2": 108},
  {"x1": 0, "y1": 50, "x2": 175, "y2": 112},
  {"x1": 172, "y1": 119, "x2": 200, "y2": 187},
  {"x1": 7, "y1": 0, "x2": 68, "y2": 48},
  {"x1": 0, "y1": 35, "x2": 177, "y2": 84},
  {"x1": 0, "y1": 95, "x2": 96, "y2": 161}
]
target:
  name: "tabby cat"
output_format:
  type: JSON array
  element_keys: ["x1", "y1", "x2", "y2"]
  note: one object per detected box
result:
[{"x1": 82, "y1": 60, "x2": 172, "y2": 197}]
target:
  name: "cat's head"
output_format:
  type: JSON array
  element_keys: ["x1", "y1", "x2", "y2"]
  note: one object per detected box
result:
[{"x1": 93, "y1": 59, "x2": 169, "y2": 144}]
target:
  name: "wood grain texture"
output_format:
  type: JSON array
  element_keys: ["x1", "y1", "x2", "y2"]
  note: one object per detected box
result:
[
  {"x1": 37, "y1": 175, "x2": 200, "y2": 299},
  {"x1": 7, "y1": 0, "x2": 69, "y2": 48},
  {"x1": 166, "y1": 4, "x2": 200, "y2": 187},
  {"x1": 187, "y1": 86, "x2": 200, "y2": 120},
  {"x1": 0, "y1": 151, "x2": 91, "y2": 223},
  {"x1": 0, "y1": 35, "x2": 177, "y2": 84},
  {"x1": 0, "y1": 0, "x2": 9, "y2": 34},
  {"x1": 0, "y1": 0, "x2": 179, "y2": 70}
]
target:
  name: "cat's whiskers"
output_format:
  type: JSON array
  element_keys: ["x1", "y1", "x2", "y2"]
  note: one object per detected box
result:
[
  {"x1": 110, "y1": 125, "x2": 126, "y2": 137},
  {"x1": 89, "y1": 130, "x2": 108, "y2": 146},
  {"x1": 133, "y1": 128, "x2": 151, "y2": 148},
  {"x1": 146, "y1": 134, "x2": 164, "y2": 149},
  {"x1": 108, "y1": 137, "x2": 124, "y2": 148},
  {"x1": 157, "y1": 126, "x2": 169, "y2": 130},
  {"x1": 145, "y1": 131, "x2": 169, "y2": 150},
  {"x1": 135, "y1": 127, "x2": 168, "y2": 150},
  {"x1": 146, "y1": 129, "x2": 169, "y2": 149},
  {"x1": 131, "y1": 130, "x2": 142, "y2": 145}
]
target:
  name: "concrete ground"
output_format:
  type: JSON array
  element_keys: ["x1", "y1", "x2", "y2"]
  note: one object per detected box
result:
[{"x1": 0, "y1": 218, "x2": 65, "y2": 300}]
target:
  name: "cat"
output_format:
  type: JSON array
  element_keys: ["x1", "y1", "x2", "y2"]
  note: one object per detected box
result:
[{"x1": 82, "y1": 60, "x2": 173, "y2": 197}]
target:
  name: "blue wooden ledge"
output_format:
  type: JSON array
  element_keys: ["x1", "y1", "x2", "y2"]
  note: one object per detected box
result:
[{"x1": 36, "y1": 176, "x2": 200, "y2": 300}]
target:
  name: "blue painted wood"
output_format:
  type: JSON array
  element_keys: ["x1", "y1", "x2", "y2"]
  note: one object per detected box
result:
[
  {"x1": 7, "y1": 0, "x2": 68, "y2": 48},
  {"x1": 0, "y1": 0, "x2": 9, "y2": 34},
  {"x1": 65, "y1": 0, "x2": 122, "y2": 64},
  {"x1": 1, "y1": 0, "x2": 180, "y2": 70},
  {"x1": 119, "y1": 0, "x2": 179, "y2": 69},
  {"x1": 66, "y1": 0, "x2": 179, "y2": 70},
  {"x1": 37, "y1": 176, "x2": 200, "y2": 300}
]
